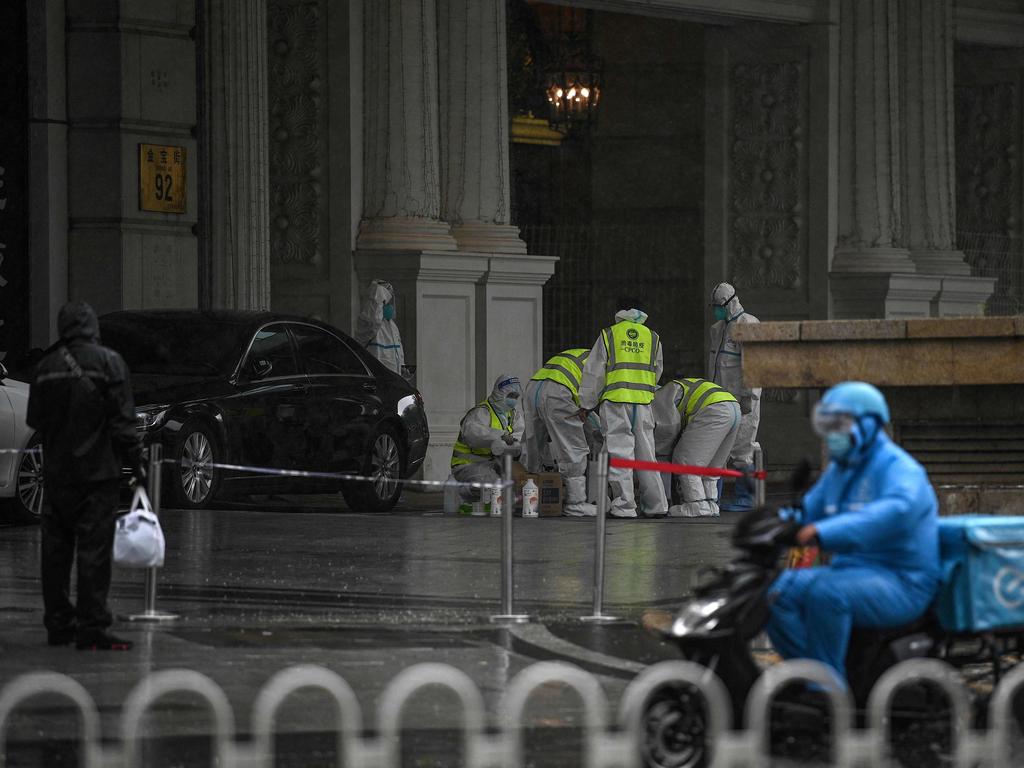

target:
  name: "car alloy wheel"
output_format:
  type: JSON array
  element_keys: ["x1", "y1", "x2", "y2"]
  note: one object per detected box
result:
[
  {"x1": 371, "y1": 432, "x2": 401, "y2": 501},
  {"x1": 17, "y1": 442, "x2": 44, "y2": 519},
  {"x1": 181, "y1": 431, "x2": 214, "y2": 504}
]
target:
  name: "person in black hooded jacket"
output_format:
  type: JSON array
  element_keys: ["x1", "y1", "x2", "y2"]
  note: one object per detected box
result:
[{"x1": 27, "y1": 301, "x2": 144, "y2": 650}]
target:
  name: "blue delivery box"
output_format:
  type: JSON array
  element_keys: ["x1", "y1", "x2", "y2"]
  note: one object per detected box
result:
[{"x1": 936, "y1": 516, "x2": 1024, "y2": 632}]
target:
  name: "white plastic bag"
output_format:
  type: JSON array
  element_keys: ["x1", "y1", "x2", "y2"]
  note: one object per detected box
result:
[{"x1": 113, "y1": 486, "x2": 165, "y2": 568}]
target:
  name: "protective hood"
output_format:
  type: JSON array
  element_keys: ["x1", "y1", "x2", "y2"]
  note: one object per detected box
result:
[
  {"x1": 614, "y1": 308, "x2": 648, "y2": 325},
  {"x1": 58, "y1": 301, "x2": 100, "y2": 342},
  {"x1": 711, "y1": 282, "x2": 744, "y2": 321},
  {"x1": 355, "y1": 279, "x2": 394, "y2": 344},
  {"x1": 487, "y1": 372, "x2": 522, "y2": 413}
]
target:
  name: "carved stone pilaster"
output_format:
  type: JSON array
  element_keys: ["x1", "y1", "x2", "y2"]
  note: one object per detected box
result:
[
  {"x1": 359, "y1": 0, "x2": 456, "y2": 251},
  {"x1": 437, "y1": 0, "x2": 525, "y2": 254},
  {"x1": 729, "y1": 61, "x2": 805, "y2": 291},
  {"x1": 900, "y1": 0, "x2": 970, "y2": 276},
  {"x1": 206, "y1": 0, "x2": 271, "y2": 309},
  {"x1": 833, "y1": 0, "x2": 914, "y2": 276},
  {"x1": 268, "y1": 0, "x2": 322, "y2": 267}
]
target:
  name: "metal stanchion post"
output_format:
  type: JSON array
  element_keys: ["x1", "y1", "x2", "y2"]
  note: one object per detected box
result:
[
  {"x1": 127, "y1": 443, "x2": 178, "y2": 622},
  {"x1": 754, "y1": 443, "x2": 766, "y2": 510},
  {"x1": 582, "y1": 449, "x2": 618, "y2": 622},
  {"x1": 490, "y1": 452, "x2": 530, "y2": 623}
]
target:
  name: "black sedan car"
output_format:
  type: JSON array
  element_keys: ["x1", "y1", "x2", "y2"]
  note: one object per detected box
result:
[{"x1": 99, "y1": 310, "x2": 428, "y2": 511}]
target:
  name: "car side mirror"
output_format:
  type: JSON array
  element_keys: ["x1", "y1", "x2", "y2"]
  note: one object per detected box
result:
[
  {"x1": 0, "y1": 362, "x2": 6, "y2": 382},
  {"x1": 250, "y1": 357, "x2": 273, "y2": 379}
]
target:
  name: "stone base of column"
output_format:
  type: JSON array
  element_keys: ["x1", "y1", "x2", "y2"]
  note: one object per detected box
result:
[
  {"x1": 829, "y1": 272, "x2": 941, "y2": 319},
  {"x1": 356, "y1": 217, "x2": 458, "y2": 252},
  {"x1": 909, "y1": 249, "x2": 972, "y2": 276},
  {"x1": 831, "y1": 246, "x2": 916, "y2": 274},
  {"x1": 451, "y1": 222, "x2": 527, "y2": 254},
  {"x1": 355, "y1": 249, "x2": 488, "y2": 481},
  {"x1": 473, "y1": 252, "x2": 558, "y2": 403},
  {"x1": 932, "y1": 275, "x2": 996, "y2": 317}
]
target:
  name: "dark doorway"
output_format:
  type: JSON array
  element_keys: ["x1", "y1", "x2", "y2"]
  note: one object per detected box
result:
[
  {"x1": 0, "y1": 0, "x2": 29, "y2": 366},
  {"x1": 508, "y1": 1, "x2": 706, "y2": 376}
]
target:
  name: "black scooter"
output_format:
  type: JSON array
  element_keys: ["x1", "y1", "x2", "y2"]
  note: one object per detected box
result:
[{"x1": 640, "y1": 465, "x2": 961, "y2": 768}]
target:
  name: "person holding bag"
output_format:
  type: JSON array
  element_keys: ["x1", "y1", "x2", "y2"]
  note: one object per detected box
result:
[{"x1": 27, "y1": 301, "x2": 145, "y2": 651}]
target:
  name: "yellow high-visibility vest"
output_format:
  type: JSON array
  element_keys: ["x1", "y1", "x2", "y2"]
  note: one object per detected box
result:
[
  {"x1": 599, "y1": 321, "x2": 660, "y2": 405},
  {"x1": 451, "y1": 401, "x2": 514, "y2": 467},
  {"x1": 530, "y1": 348, "x2": 589, "y2": 404},
  {"x1": 673, "y1": 378, "x2": 736, "y2": 427}
]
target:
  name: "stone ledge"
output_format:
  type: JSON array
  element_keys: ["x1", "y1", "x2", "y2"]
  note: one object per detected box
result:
[
  {"x1": 799, "y1": 319, "x2": 907, "y2": 340},
  {"x1": 734, "y1": 316, "x2": 1022, "y2": 343},
  {"x1": 736, "y1": 317, "x2": 1024, "y2": 388}
]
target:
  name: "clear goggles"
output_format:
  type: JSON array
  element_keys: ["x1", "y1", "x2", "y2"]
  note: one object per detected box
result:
[
  {"x1": 709, "y1": 291, "x2": 735, "y2": 308},
  {"x1": 811, "y1": 404, "x2": 856, "y2": 437}
]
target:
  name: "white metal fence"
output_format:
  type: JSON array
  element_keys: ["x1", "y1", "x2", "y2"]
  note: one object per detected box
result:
[{"x1": 3, "y1": 657, "x2": 1024, "y2": 767}]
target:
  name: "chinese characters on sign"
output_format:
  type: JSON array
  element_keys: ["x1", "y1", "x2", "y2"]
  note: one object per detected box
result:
[{"x1": 139, "y1": 144, "x2": 186, "y2": 213}]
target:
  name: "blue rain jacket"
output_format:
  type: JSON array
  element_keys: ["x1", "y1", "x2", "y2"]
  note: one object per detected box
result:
[
  {"x1": 765, "y1": 431, "x2": 941, "y2": 681},
  {"x1": 803, "y1": 430, "x2": 940, "y2": 595}
]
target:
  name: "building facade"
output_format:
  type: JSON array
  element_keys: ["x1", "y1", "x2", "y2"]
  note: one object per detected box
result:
[{"x1": 2, "y1": 0, "x2": 1023, "y2": 477}]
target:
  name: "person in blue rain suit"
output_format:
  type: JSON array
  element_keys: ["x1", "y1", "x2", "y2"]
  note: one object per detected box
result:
[{"x1": 766, "y1": 381, "x2": 940, "y2": 683}]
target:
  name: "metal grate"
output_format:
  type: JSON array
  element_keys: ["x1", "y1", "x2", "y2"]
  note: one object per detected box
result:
[
  {"x1": 2, "y1": 658, "x2": 1023, "y2": 767},
  {"x1": 957, "y1": 230, "x2": 1024, "y2": 315},
  {"x1": 521, "y1": 223, "x2": 705, "y2": 376}
]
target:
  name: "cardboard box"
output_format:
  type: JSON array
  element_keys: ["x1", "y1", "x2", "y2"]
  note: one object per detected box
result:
[{"x1": 533, "y1": 472, "x2": 564, "y2": 517}]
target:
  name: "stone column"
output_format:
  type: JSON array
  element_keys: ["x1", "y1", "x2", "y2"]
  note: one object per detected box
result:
[
  {"x1": 205, "y1": 0, "x2": 271, "y2": 309},
  {"x1": 899, "y1": 0, "x2": 994, "y2": 313},
  {"x1": 830, "y1": 0, "x2": 927, "y2": 317},
  {"x1": 26, "y1": 0, "x2": 67, "y2": 348},
  {"x1": 358, "y1": 0, "x2": 457, "y2": 251},
  {"x1": 437, "y1": 0, "x2": 526, "y2": 253}
]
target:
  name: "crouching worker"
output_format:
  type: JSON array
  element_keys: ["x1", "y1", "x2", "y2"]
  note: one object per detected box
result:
[
  {"x1": 653, "y1": 378, "x2": 740, "y2": 517},
  {"x1": 766, "y1": 381, "x2": 940, "y2": 684},
  {"x1": 450, "y1": 374, "x2": 523, "y2": 500},
  {"x1": 522, "y1": 349, "x2": 597, "y2": 517}
]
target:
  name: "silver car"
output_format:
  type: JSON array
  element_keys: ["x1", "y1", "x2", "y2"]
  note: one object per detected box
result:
[{"x1": 0, "y1": 362, "x2": 43, "y2": 522}]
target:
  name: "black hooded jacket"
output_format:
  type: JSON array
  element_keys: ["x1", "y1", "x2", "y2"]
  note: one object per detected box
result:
[{"x1": 27, "y1": 302, "x2": 142, "y2": 487}]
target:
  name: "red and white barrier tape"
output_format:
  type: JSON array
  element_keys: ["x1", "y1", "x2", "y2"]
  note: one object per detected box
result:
[{"x1": 161, "y1": 458, "x2": 508, "y2": 491}]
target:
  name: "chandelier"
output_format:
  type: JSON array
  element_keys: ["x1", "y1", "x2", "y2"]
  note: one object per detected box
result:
[{"x1": 543, "y1": 9, "x2": 601, "y2": 132}]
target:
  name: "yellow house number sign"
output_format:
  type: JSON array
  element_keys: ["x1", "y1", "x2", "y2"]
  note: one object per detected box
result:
[{"x1": 139, "y1": 143, "x2": 186, "y2": 213}]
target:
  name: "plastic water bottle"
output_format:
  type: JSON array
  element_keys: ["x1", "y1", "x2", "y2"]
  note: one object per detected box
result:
[
  {"x1": 443, "y1": 476, "x2": 461, "y2": 517},
  {"x1": 491, "y1": 483, "x2": 503, "y2": 516},
  {"x1": 522, "y1": 479, "x2": 539, "y2": 518}
]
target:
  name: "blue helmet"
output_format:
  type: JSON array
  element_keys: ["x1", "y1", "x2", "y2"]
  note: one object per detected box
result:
[{"x1": 817, "y1": 381, "x2": 890, "y2": 425}]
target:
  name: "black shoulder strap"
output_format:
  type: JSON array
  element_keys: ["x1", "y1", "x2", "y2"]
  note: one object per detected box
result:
[{"x1": 59, "y1": 345, "x2": 98, "y2": 395}]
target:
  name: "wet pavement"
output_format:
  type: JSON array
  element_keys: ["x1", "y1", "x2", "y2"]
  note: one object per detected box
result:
[
  {"x1": 0, "y1": 489, "x2": 740, "y2": 766},
  {"x1": 1, "y1": 489, "x2": 1003, "y2": 767}
]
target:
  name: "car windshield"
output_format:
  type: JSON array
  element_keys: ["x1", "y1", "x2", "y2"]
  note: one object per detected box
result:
[{"x1": 101, "y1": 316, "x2": 247, "y2": 377}]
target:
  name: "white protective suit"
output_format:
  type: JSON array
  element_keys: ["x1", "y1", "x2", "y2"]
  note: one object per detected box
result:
[
  {"x1": 451, "y1": 374, "x2": 524, "y2": 500},
  {"x1": 355, "y1": 279, "x2": 405, "y2": 375},
  {"x1": 579, "y1": 309, "x2": 668, "y2": 518},
  {"x1": 653, "y1": 381, "x2": 741, "y2": 517},
  {"x1": 707, "y1": 283, "x2": 761, "y2": 465},
  {"x1": 522, "y1": 371, "x2": 597, "y2": 517}
]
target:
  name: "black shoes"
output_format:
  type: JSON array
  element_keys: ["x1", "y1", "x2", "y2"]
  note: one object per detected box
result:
[
  {"x1": 74, "y1": 631, "x2": 133, "y2": 651},
  {"x1": 46, "y1": 628, "x2": 76, "y2": 646}
]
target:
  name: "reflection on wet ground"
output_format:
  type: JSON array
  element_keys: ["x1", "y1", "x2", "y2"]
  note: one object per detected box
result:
[{"x1": 0, "y1": 492, "x2": 1007, "y2": 766}]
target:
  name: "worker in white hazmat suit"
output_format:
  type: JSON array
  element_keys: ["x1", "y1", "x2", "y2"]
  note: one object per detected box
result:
[
  {"x1": 450, "y1": 374, "x2": 523, "y2": 500},
  {"x1": 653, "y1": 378, "x2": 741, "y2": 517},
  {"x1": 578, "y1": 308, "x2": 668, "y2": 518},
  {"x1": 522, "y1": 349, "x2": 598, "y2": 517},
  {"x1": 355, "y1": 279, "x2": 405, "y2": 375},
  {"x1": 708, "y1": 282, "x2": 761, "y2": 511}
]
